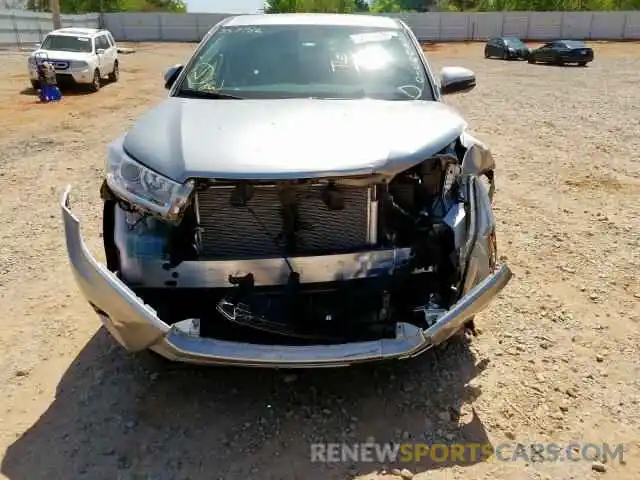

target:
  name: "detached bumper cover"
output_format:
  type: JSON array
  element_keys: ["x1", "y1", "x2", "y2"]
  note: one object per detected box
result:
[{"x1": 61, "y1": 187, "x2": 512, "y2": 368}]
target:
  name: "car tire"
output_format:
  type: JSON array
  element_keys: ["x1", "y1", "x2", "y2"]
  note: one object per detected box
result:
[
  {"x1": 30, "y1": 80, "x2": 40, "y2": 91},
  {"x1": 89, "y1": 69, "x2": 101, "y2": 92},
  {"x1": 578, "y1": 61, "x2": 587, "y2": 67},
  {"x1": 108, "y1": 61, "x2": 119, "y2": 82},
  {"x1": 527, "y1": 56, "x2": 535, "y2": 64}
]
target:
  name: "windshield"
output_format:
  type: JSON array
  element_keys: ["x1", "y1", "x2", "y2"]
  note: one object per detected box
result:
[
  {"x1": 176, "y1": 24, "x2": 433, "y2": 101},
  {"x1": 504, "y1": 38, "x2": 525, "y2": 48},
  {"x1": 40, "y1": 34, "x2": 93, "y2": 52},
  {"x1": 563, "y1": 40, "x2": 587, "y2": 48}
]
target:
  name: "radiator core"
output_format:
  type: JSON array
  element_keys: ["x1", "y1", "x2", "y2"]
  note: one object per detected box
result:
[{"x1": 196, "y1": 184, "x2": 375, "y2": 260}]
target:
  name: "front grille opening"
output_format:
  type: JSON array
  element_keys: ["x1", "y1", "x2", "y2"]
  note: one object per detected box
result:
[{"x1": 196, "y1": 183, "x2": 373, "y2": 260}]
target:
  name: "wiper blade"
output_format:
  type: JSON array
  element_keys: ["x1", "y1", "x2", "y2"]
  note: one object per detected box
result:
[{"x1": 177, "y1": 89, "x2": 244, "y2": 100}]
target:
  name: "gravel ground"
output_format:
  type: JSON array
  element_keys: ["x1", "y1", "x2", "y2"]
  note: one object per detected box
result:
[{"x1": 0, "y1": 41, "x2": 638, "y2": 480}]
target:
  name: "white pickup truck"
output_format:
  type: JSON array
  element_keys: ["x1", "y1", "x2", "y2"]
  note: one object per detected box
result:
[{"x1": 28, "y1": 27, "x2": 119, "y2": 92}]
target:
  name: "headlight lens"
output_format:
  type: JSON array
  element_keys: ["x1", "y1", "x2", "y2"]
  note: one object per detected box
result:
[
  {"x1": 106, "y1": 141, "x2": 194, "y2": 222},
  {"x1": 69, "y1": 60, "x2": 88, "y2": 69}
]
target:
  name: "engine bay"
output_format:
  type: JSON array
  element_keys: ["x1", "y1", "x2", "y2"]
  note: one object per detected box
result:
[{"x1": 101, "y1": 141, "x2": 475, "y2": 345}]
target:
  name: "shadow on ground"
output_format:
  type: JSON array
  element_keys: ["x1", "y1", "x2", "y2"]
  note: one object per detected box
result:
[
  {"x1": 19, "y1": 82, "x2": 114, "y2": 97},
  {"x1": 2, "y1": 328, "x2": 491, "y2": 479}
]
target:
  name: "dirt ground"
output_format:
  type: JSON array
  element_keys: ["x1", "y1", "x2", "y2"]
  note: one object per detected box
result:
[{"x1": 0, "y1": 41, "x2": 638, "y2": 480}]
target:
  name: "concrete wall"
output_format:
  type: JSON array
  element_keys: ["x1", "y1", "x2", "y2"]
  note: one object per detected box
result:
[
  {"x1": 2, "y1": 10, "x2": 640, "y2": 47},
  {"x1": 101, "y1": 10, "x2": 640, "y2": 42},
  {"x1": 0, "y1": 9, "x2": 99, "y2": 46}
]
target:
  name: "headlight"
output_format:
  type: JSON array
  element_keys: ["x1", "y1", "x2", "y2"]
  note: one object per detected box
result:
[
  {"x1": 69, "y1": 60, "x2": 88, "y2": 69},
  {"x1": 508, "y1": 48, "x2": 515, "y2": 52},
  {"x1": 106, "y1": 141, "x2": 194, "y2": 222}
]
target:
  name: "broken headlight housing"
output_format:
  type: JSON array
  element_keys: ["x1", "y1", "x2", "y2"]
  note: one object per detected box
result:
[{"x1": 106, "y1": 140, "x2": 194, "y2": 223}]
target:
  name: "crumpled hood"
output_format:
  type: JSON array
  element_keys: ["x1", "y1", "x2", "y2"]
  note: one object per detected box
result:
[{"x1": 122, "y1": 97, "x2": 467, "y2": 182}]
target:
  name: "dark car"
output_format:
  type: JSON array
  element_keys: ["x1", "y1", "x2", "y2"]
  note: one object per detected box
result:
[
  {"x1": 528, "y1": 40, "x2": 594, "y2": 66},
  {"x1": 484, "y1": 36, "x2": 530, "y2": 60}
]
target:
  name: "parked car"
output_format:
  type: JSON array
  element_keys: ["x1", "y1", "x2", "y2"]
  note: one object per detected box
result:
[
  {"x1": 484, "y1": 36, "x2": 530, "y2": 60},
  {"x1": 27, "y1": 27, "x2": 119, "y2": 92},
  {"x1": 62, "y1": 13, "x2": 512, "y2": 368},
  {"x1": 527, "y1": 40, "x2": 594, "y2": 66}
]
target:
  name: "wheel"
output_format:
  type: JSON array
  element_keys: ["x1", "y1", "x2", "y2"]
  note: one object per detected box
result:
[
  {"x1": 30, "y1": 80, "x2": 40, "y2": 91},
  {"x1": 89, "y1": 69, "x2": 101, "y2": 92},
  {"x1": 527, "y1": 56, "x2": 535, "y2": 64},
  {"x1": 554, "y1": 55, "x2": 564, "y2": 66},
  {"x1": 108, "y1": 61, "x2": 119, "y2": 82},
  {"x1": 578, "y1": 61, "x2": 587, "y2": 67}
]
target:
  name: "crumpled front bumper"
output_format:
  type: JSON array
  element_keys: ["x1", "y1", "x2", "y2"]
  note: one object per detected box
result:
[{"x1": 61, "y1": 186, "x2": 512, "y2": 368}]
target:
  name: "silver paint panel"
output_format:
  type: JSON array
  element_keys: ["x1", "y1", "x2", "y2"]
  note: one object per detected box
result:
[
  {"x1": 120, "y1": 99, "x2": 467, "y2": 183},
  {"x1": 61, "y1": 182, "x2": 512, "y2": 367}
]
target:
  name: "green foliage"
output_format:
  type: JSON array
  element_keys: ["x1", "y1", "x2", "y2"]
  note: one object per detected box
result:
[
  {"x1": 264, "y1": 0, "x2": 359, "y2": 13},
  {"x1": 28, "y1": 0, "x2": 186, "y2": 13},
  {"x1": 268, "y1": 0, "x2": 640, "y2": 11},
  {"x1": 370, "y1": 0, "x2": 405, "y2": 11}
]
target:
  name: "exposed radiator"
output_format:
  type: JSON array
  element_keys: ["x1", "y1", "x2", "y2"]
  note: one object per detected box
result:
[{"x1": 196, "y1": 184, "x2": 375, "y2": 260}]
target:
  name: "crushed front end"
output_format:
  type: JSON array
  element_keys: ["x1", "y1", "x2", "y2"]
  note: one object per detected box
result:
[{"x1": 62, "y1": 134, "x2": 512, "y2": 367}]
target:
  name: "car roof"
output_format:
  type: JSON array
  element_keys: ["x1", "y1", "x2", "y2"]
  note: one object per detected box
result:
[
  {"x1": 223, "y1": 13, "x2": 402, "y2": 29},
  {"x1": 48, "y1": 27, "x2": 108, "y2": 38}
]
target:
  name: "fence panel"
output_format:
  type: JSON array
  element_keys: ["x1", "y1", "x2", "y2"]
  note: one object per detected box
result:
[
  {"x1": 3, "y1": 10, "x2": 640, "y2": 47},
  {"x1": 528, "y1": 11, "x2": 563, "y2": 39},
  {"x1": 560, "y1": 12, "x2": 592, "y2": 39},
  {"x1": 439, "y1": 12, "x2": 470, "y2": 41},
  {"x1": 502, "y1": 12, "x2": 529, "y2": 38},
  {"x1": 591, "y1": 11, "x2": 626, "y2": 39},
  {"x1": 470, "y1": 12, "x2": 503, "y2": 40},
  {"x1": 119, "y1": 12, "x2": 161, "y2": 41},
  {"x1": 625, "y1": 11, "x2": 640, "y2": 39},
  {"x1": 0, "y1": 9, "x2": 99, "y2": 46}
]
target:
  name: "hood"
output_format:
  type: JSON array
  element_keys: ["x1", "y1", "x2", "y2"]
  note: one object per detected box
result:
[
  {"x1": 122, "y1": 97, "x2": 467, "y2": 182},
  {"x1": 30, "y1": 49, "x2": 89, "y2": 61}
]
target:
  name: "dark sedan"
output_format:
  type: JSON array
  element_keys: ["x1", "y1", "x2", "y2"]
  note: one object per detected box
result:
[
  {"x1": 528, "y1": 40, "x2": 594, "y2": 66},
  {"x1": 484, "y1": 36, "x2": 530, "y2": 60}
]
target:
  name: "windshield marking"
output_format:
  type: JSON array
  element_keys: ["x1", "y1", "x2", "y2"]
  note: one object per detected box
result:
[{"x1": 179, "y1": 25, "x2": 432, "y2": 101}]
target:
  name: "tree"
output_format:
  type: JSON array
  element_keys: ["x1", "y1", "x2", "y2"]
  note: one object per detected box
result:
[
  {"x1": 370, "y1": 0, "x2": 404, "y2": 11},
  {"x1": 265, "y1": 0, "x2": 358, "y2": 13},
  {"x1": 27, "y1": 0, "x2": 186, "y2": 13}
]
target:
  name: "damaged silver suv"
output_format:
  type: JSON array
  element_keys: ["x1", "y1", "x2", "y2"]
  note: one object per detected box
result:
[{"x1": 62, "y1": 13, "x2": 512, "y2": 367}]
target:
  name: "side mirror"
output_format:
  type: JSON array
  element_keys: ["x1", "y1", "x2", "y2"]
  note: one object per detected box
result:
[
  {"x1": 164, "y1": 64, "x2": 184, "y2": 90},
  {"x1": 96, "y1": 48, "x2": 105, "y2": 55},
  {"x1": 440, "y1": 66, "x2": 476, "y2": 95}
]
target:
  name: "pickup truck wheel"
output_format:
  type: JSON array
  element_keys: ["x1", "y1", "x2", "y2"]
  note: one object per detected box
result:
[
  {"x1": 108, "y1": 61, "x2": 119, "y2": 82},
  {"x1": 30, "y1": 80, "x2": 40, "y2": 91},
  {"x1": 89, "y1": 69, "x2": 101, "y2": 92},
  {"x1": 578, "y1": 61, "x2": 587, "y2": 67}
]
